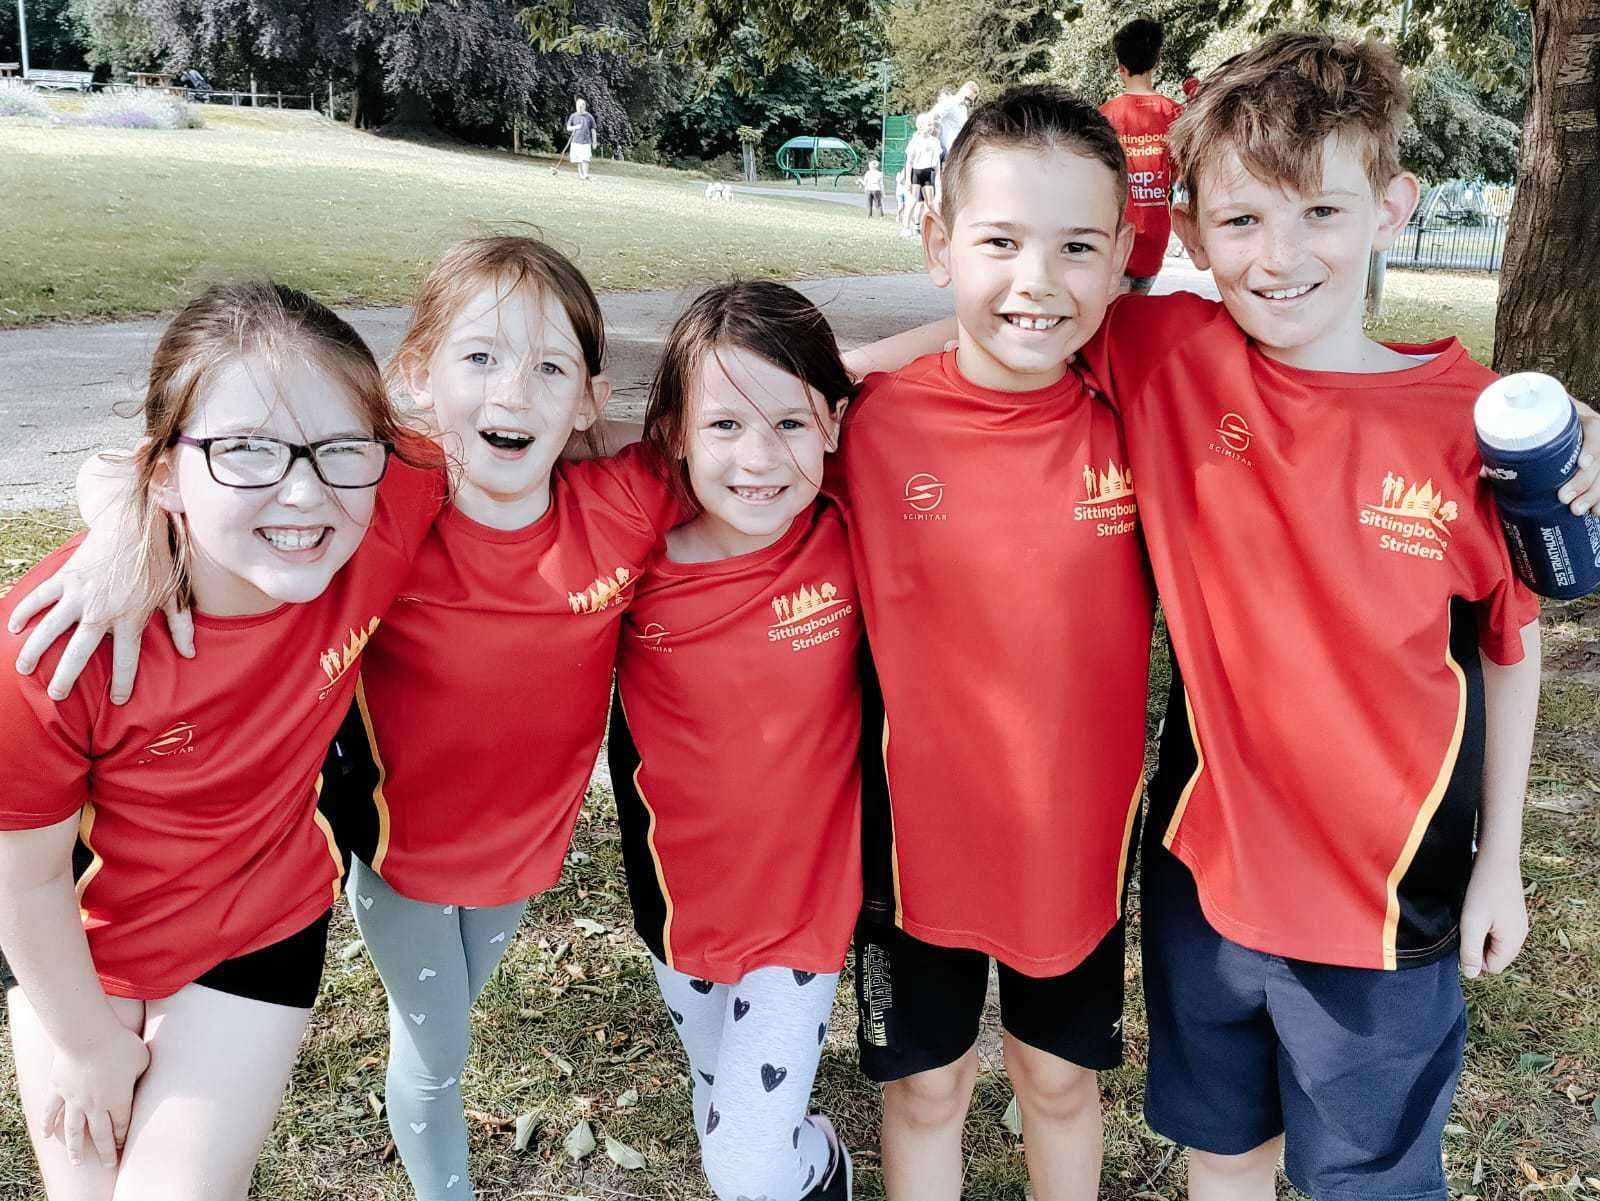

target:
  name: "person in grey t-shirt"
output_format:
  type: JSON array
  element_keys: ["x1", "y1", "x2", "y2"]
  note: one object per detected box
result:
[{"x1": 565, "y1": 98, "x2": 596, "y2": 181}]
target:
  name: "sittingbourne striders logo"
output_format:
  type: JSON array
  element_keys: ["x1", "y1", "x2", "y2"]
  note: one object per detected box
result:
[
  {"x1": 319, "y1": 616, "x2": 381, "y2": 698},
  {"x1": 1073, "y1": 460, "x2": 1139, "y2": 538},
  {"x1": 768, "y1": 581, "x2": 854, "y2": 653},
  {"x1": 568, "y1": 566, "x2": 635, "y2": 615},
  {"x1": 1359, "y1": 472, "x2": 1459, "y2": 562}
]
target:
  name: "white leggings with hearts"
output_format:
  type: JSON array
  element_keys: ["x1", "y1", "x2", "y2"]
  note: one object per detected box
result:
[
  {"x1": 348, "y1": 859, "x2": 528, "y2": 1201},
  {"x1": 652, "y1": 957, "x2": 840, "y2": 1201}
]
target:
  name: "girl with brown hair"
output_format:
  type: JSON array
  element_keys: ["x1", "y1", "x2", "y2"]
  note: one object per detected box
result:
[
  {"x1": 607, "y1": 280, "x2": 861, "y2": 1201},
  {"x1": 0, "y1": 281, "x2": 443, "y2": 1200}
]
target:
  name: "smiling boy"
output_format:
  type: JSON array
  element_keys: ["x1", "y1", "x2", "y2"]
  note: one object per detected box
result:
[
  {"x1": 1080, "y1": 35, "x2": 1546, "y2": 1200},
  {"x1": 834, "y1": 88, "x2": 1151, "y2": 1201}
]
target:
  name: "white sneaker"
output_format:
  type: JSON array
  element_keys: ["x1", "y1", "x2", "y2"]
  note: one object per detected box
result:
[{"x1": 807, "y1": 1114, "x2": 852, "y2": 1200}]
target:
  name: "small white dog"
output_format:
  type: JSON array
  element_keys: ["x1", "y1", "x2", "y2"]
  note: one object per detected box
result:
[{"x1": 704, "y1": 182, "x2": 734, "y2": 202}]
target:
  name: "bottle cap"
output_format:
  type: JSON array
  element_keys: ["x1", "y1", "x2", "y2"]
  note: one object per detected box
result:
[{"x1": 1474, "y1": 372, "x2": 1575, "y2": 452}]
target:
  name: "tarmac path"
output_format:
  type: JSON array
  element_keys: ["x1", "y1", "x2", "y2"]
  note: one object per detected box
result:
[{"x1": 0, "y1": 266, "x2": 1218, "y2": 512}]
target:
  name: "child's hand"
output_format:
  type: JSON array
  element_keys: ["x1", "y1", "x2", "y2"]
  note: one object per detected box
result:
[
  {"x1": 42, "y1": 1027, "x2": 149, "y2": 1168},
  {"x1": 1558, "y1": 399, "x2": 1600, "y2": 514},
  {"x1": 1458, "y1": 852, "x2": 1529, "y2": 979},
  {"x1": 7, "y1": 523, "x2": 194, "y2": 704}
]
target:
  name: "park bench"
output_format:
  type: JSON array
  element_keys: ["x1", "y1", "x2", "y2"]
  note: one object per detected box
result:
[
  {"x1": 0, "y1": 63, "x2": 20, "y2": 79},
  {"x1": 25, "y1": 69, "x2": 95, "y2": 92},
  {"x1": 775, "y1": 135, "x2": 860, "y2": 188}
]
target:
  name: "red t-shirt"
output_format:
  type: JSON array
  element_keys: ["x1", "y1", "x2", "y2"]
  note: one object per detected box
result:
[
  {"x1": 1099, "y1": 93, "x2": 1184, "y2": 278},
  {"x1": 0, "y1": 459, "x2": 442, "y2": 999},
  {"x1": 355, "y1": 443, "x2": 680, "y2": 907},
  {"x1": 1084, "y1": 294, "x2": 1541, "y2": 969},
  {"x1": 609, "y1": 501, "x2": 863, "y2": 983},
  {"x1": 833, "y1": 352, "x2": 1155, "y2": 976}
]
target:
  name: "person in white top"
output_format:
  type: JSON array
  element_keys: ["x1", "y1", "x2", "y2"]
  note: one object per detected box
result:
[
  {"x1": 902, "y1": 114, "x2": 943, "y2": 236},
  {"x1": 861, "y1": 159, "x2": 885, "y2": 218},
  {"x1": 931, "y1": 81, "x2": 979, "y2": 157}
]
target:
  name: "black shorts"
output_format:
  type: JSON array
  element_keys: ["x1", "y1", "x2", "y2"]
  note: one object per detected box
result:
[
  {"x1": 853, "y1": 920, "x2": 1126, "y2": 1082},
  {"x1": 1, "y1": 909, "x2": 331, "y2": 1010},
  {"x1": 910, "y1": 167, "x2": 936, "y2": 189}
]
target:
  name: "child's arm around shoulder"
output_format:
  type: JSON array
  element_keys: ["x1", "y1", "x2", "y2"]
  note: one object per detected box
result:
[{"x1": 9, "y1": 450, "x2": 193, "y2": 705}]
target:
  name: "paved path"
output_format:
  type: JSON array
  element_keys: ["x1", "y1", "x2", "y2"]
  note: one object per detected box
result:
[{"x1": 0, "y1": 266, "x2": 1218, "y2": 512}]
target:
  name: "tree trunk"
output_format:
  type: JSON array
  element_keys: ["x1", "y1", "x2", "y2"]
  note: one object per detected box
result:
[
  {"x1": 379, "y1": 87, "x2": 442, "y2": 138},
  {"x1": 349, "y1": 45, "x2": 384, "y2": 130},
  {"x1": 1494, "y1": 0, "x2": 1599, "y2": 397}
]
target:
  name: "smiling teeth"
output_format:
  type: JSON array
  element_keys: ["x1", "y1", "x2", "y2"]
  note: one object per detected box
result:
[
  {"x1": 263, "y1": 528, "x2": 324, "y2": 551},
  {"x1": 1007, "y1": 315, "x2": 1062, "y2": 330},
  {"x1": 733, "y1": 486, "x2": 783, "y2": 501},
  {"x1": 482, "y1": 428, "x2": 533, "y2": 444},
  {"x1": 1260, "y1": 285, "x2": 1314, "y2": 300}
]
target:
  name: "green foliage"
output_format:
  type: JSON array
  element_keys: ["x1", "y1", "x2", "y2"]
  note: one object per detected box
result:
[
  {"x1": 1046, "y1": 0, "x2": 1226, "y2": 104},
  {"x1": 66, "y1": 0, "x2": 160, "y2": 73},
  {"x1": 0, "y1": 0, "x2": 91, "y2": 70},
  {"x1": 884, "y1": 0, "x2": 1056, "y2": 110},
  {"x1": 1403, "y1": 61, "x2": 1519, "y2": 183},
  {"x1": 653, "y1": 24, "x2": 883, "y2": 166}
]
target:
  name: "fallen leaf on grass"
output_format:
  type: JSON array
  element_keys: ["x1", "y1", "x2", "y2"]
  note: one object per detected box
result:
[
  {"x1": 604, "y1": 1135, "x2": 647, "y2": 1169},
  {"x1": 1521, "y1": 1160, "x2": 1540, "y2": 1184},
  {"x1": 338, "y1": 939, "x2": 366, "y2": 962},
  {"x1": 543, "y1": 1050, "x2": 574, "y2": 1076},
  {"x1": 367, "y1": 1091, "x2": 383, "y2": 1118},
  {"x1": 574, "y1": 917, "x2": 608, "y2": 936},
  {"x1": 1518, "y1": 1052, "x2": 1556, "y2": 1074},
  {"x1": 616, "y1": 1088, "x2": 639, "y2": 1108},
  {"x1": 1444, "y1": 1123, "x2": 1468, "y2": 1136},
  {"x1": 513, "y1": 1111, "x2": 537, "y2": 1152},
  {"x1": 1002, "y1": 1095, "x2": 1023, "y2": 1136},
  {"x1": 564, "y1": 1119, "x2": 596, "y2": 1160}
]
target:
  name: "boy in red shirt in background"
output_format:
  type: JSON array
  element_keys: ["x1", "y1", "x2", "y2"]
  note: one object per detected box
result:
[{"x1": 1099, "y1": 19, "x2": 1183, "y2": 294}]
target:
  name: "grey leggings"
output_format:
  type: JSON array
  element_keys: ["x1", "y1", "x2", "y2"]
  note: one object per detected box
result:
[
  {"x1": 653, "y1": 957, "x2": 839, "y2": 1201},
  {"x1": 348, "y1": 859, "x2": 528, "y2": 1201}
]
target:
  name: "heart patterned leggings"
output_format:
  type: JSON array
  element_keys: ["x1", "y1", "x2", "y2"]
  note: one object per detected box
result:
[
  {"x1": 347, "y1": 859, "x2": 529, "y2": 1201},
  {"x1": 652, "y1": 957, "x2": 842, "y2": 1200}
]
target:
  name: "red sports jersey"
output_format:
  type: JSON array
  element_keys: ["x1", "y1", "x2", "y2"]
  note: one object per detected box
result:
[
  {"x1": 0, "y1": 460, "x2": 443, "y2": 999},
  {"x1": 1084, "y1": 294, "x2": 1541, "y2": 969},
  {"x1": 609, "y1": 501, "x2": 863, "y2": 983},
  {"x1": 833, "y1": 352, "x2": 1155, "y2": 976},
  {"x1": 1099, "y1": 93, "x2": 1184, "y2": 279},
  {"x1": 355, "y1": 443, "x2": 680, "y2": 907}
]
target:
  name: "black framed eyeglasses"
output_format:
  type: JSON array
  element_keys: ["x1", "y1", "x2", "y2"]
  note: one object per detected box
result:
[{"x1": 174, "y1": 435, "x2": 394, "y2": 489}]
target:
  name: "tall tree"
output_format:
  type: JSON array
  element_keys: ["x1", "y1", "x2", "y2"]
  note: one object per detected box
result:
[
  {"x1": 0, "y1": 0, "x2": 91, "y2": 70},
  {"x1": 883, "y1": 0, "x2": 1057, "y2": 110}
]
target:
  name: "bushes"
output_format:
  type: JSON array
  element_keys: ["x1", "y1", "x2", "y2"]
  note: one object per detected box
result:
[
  {"x1": 0, "y1": 80, "x2": 52, "y2": 120},
  {"x1": 68, "y1": 89, "x2": 203, "y2": 130}
]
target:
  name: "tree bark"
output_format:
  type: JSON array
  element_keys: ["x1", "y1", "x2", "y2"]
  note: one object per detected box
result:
[
  {"x1": 349, "y1": 45, "x2": 384, "y2": 130},
  {"x1": 382, "y1": 87, "x2": 438, "y2": 134},
  {"x1": 1495, "y1": 0, "x2": 1599, "y2": 397}
]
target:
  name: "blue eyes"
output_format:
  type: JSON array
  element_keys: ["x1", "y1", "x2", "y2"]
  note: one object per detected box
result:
[
  {"x1": 463, "y1": 354, "x2": 564, "y2": 375},
  {"x1": 708, "y1": 418, "x2": 809, "y2": 432}
]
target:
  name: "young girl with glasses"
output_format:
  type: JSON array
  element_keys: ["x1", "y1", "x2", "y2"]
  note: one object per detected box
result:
[
  {"x1": 10, "y1": 239, "x2": 683, "y2": 1201},
  {"x1": 0, "y1": 281, "x2": 443, "y2": 1200}
]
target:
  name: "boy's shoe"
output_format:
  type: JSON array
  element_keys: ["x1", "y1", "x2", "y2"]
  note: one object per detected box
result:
[{"x1": 804, "y1": 1114, "x2": 853, "y2": 1200}]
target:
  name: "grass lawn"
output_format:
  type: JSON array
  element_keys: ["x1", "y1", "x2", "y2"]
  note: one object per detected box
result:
[
  {"x1": 1, "y1": 508, "x2": 1595, "y2": 1200},
  {"x1": 1367, "y1": 271, "x2": 1500, "y2": 365},
  {"x1": 0, "y1": 105, "x2": 921, "y2": 327}
]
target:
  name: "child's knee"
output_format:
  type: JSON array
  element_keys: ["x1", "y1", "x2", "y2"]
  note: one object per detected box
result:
[
  {"x1": 388, "y1": 1009, "x2": 471, "y2": 1086},
  {"x1": 1005, "y1": 1046, "x2": 1098, "y2": 1125},
  {"x1": 884, "y1": 1055, "x2": 978, "y2": 1129}
]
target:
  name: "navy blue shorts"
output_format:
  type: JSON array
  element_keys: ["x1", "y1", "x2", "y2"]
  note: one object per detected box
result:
[{"x1": 1142, "y1": 842, "x2": 1465, "y2": 1201}]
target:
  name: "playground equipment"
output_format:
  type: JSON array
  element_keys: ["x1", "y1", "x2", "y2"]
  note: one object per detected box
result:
[{"x1": 775, "y1": 136, "x2": 860, "y2": 187}]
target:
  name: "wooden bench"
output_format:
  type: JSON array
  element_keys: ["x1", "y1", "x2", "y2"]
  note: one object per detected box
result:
[{"x1": 25, "y1": 69, "x2": 95, "y2": 92}]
